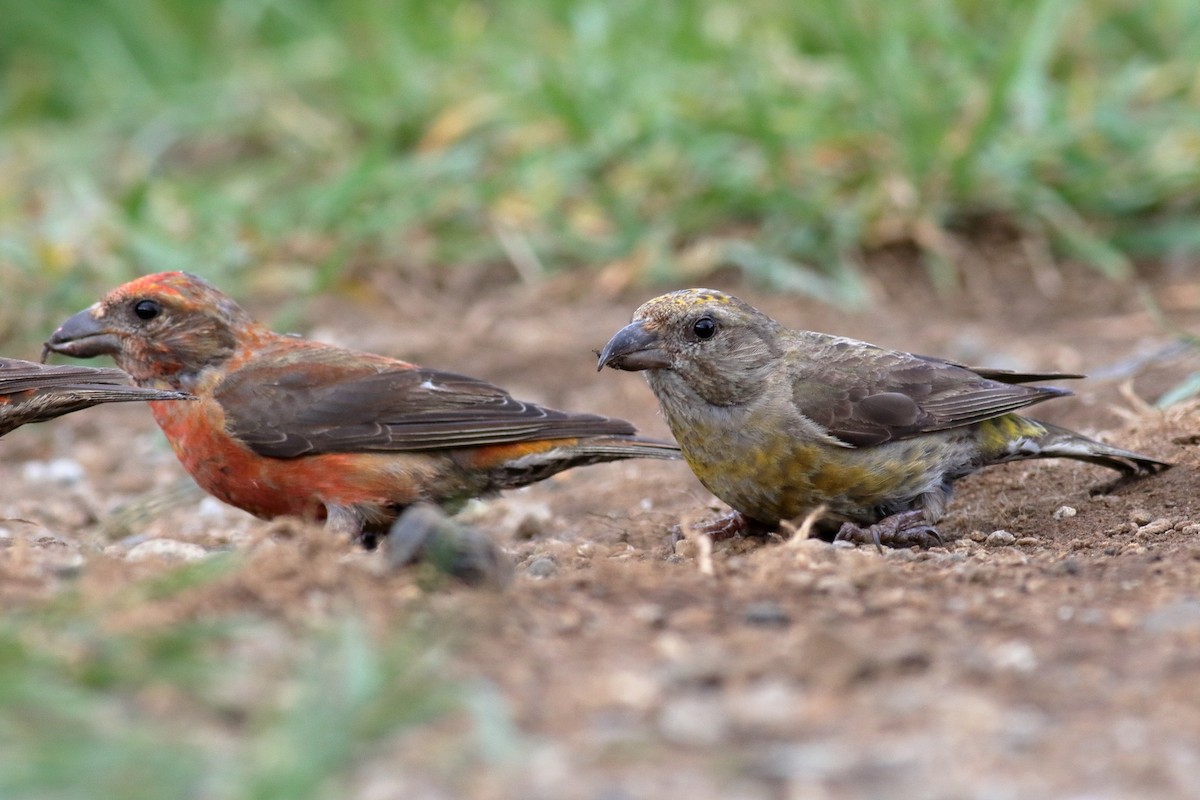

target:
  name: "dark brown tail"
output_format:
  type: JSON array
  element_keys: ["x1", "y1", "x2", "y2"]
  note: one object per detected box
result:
[
  {"x1": 1030, "y1": 422, "x2": 1171, "y2": 476},
  {"x1": 0, "y1": 358, "x2": 191, "y2": 436},
  {"x1": 490, "y1": 435, "x2": 680, "y2": 491}
]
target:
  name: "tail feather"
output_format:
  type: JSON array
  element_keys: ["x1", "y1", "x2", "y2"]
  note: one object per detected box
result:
[
  {"x1": 490, "y1": 435, "x2": 680, "y2": 490},
  {"x1": 557, "y1": 435, "x2": 681, "y2": 462},
  {"x1": 50, "y1": 384, "x2": 191, "y2": 404},
  {"x1": 1029, "y1": 421, "x2": 1170, "y2": 476}
]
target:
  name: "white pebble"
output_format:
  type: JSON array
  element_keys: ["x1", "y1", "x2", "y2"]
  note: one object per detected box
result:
[
  {"x1": 658, "y1": 695, "x2": 728, "y2": 746},
  {"x1": 1136, "y1": 519, "x2": 1174, "y2": 537},
  {"x1": 985, "y1": 530, "x2": 1017, "y2": 547},
  {"x1": 198, "y1": 497, "x2": 230, "y2": 517},
  {"x1": 1052, "y1": 506, "x2": 1077, "y2": 520},
  {"x1": 991, "y1": 640, "x2": 1038, "y2": 673},
  {"x1": 22, "y1": 458, "x2": 85, "y2": 485}
]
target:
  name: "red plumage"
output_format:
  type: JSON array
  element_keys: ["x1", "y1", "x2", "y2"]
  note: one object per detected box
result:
[{"x1": 45, "y1": 272, "x2": 677, "y2": 541}]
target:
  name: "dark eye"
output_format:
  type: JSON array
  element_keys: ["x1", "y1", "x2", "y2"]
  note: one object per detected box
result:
[
  {"x1": 692, "y1": 316, "x2": 716, "y2": 340},
  {"x1": 133, "y1": 299, "x2": 161, "y2": 321}
]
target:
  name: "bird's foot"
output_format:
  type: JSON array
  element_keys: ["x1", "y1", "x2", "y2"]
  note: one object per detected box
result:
[
  {"x1": 325, "y1": 503, "x2": 372, "y2": 545},
  {"x1": 834, "y1": 510, "x2": 944, "y2": 553},
  {"x1": 669, "y1": 510, "x2": 770, "y2": 548}
]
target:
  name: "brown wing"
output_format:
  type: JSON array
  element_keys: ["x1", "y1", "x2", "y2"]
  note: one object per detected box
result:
[
  {"x1": 218, "y1": 360, "x2": 639, "y2": 458},
  {"x1": 790, "y1": 339, "x2": 1072, "y2": 448}
]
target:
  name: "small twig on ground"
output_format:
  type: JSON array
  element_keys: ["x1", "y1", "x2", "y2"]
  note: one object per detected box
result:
[
  {"x1": 695, "y1": 531, "x2": 714, "y2": 577},
  {"x1": 784, "y1": 504, "x2": 828, "y2": 547}
]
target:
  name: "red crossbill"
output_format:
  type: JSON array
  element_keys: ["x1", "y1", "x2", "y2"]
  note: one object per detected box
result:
[
  {"x1": 0, "y1": 357, "x2": 189, "y2": 437},
  {"x1": 44, "y1": 272, "x2": 678, "y2": 543},
  {"x1": 598, "y1": 288, "x2": 1170, "y2": 548}
]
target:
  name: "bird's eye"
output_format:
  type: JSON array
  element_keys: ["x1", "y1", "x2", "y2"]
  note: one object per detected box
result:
[
  {"x1": 133, "y1": 299, "x2": 161, "y2": 321},
  {"x1": 692, "y1": 316, "x2": 717, "y2": 340}
]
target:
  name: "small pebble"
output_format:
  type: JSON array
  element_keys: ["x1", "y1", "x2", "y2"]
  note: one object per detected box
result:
[
  {"x1": 49, "y1": 552, "x2": 85, "y2": 577},
  {"x1": 1058, "y1": 558, "x2": 1081, "y2": 575},
  {"x1": 1129, "y1": 509, "x2": 1154, "y2": 526},
  {"x1": 126, "y1": 539, "x2": 208, "y2": 562},
  {"x1": 513, "y1": 512, "x2": 547, "y2": 540},
  {"x1": 743, "y1": 601, "x2": 791, "y2": 628},
  {"x1": 527, "y1": 556, "x2": 557, "y2": 578},
  {"x1": 728, "y1": 680, "x2": 806, "y2": 732},
  {"x1": 813, "y1": 575, "x2": 854, "y2": 596},
  {"x1": 657, "y1": 695, "x2": 728, "y2": 746},
  {"x1": 990, "y1": 640, "x2": 1037, "y2": 673},
  {"x1": 1052, "y1": 506, "x2": 1077, "y2": 520},
  {"x1": 605, "y1": 670, "x2": 660, "y2": 710},
  {"x1": 385, "y1": 504, "x2": 513, "y2": 588},
  {"x1": 1136, "y1": 519, "x2": 1174, "y2": 537},
  {"x1": 1016, "y1": 537, "x2": 1040, "y2": 547},
  {"x1": 632, "y1": 604, "x2": 666, "y2": 627},
  {"x1": 985, "y1": 530, "x2": 1016, "y2": 547},
  {"x1": 1142, "y1": 600, "x2": 1200, "y2": 634},
  {"x1": 1110, "y1": 609, "x2": 1137, "y2": 629},
  {"x1": 673, "y1": 539, "x2": 698, "y2": 559}
]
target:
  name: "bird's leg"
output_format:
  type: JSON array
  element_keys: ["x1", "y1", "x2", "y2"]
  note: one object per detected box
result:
[
  {"x1": 692, "y1": 510, "x2": 757, "y2": 540},
  {"x1": 325, "y1": 503, "x2": 371, "y2": 546},
  {"x1": 834, "y1": 510, "x2": 944, "y2": 552}
]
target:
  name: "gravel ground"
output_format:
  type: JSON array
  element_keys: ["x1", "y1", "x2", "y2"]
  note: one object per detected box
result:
[{"x1": 4, "y1": 256, "x2": 1200, "y2": 798}]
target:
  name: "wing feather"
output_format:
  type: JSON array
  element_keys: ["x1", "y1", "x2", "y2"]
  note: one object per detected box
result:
[
  {"x1": 218, "y1": 359, "x2": 638, "y2": 458},
  {"x1": 789, "y1": 336, "x2": 1073, "y2": 447}
]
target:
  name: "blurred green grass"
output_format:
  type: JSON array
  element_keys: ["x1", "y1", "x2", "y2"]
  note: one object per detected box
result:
[
  {"x1": 0, "y1": 0, "x2": 1198, "y2": 348},
  {"x1": 0, "y1": 556, "x2": 469, "y2": 800}
]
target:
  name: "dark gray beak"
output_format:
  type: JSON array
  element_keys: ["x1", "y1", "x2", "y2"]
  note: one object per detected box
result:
[
  {"x1": 42, "y1": 307, "x2": 121, "y2": 361},
  {"x1": 597, "y1": 320, "x2": 671, "y2": 372}
]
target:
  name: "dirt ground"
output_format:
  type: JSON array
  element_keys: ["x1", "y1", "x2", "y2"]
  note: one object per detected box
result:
[{"x1": 4, "y1": 249, "x2": 1200, "y2": 799}]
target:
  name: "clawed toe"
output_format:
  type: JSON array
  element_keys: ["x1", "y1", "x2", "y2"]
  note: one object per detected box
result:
[
  {"x1": 834, "y1": 522, "x2": 884, "y2": 553},
  {"x1": 834, "y1": 511, "x2": 945, "y2": 552},
  {"x1": 674, "y1": 511, "x2": 755, "y2": 542},
  {"x1": 884, "y1": 525, "x2": 944, "y2": 549}
]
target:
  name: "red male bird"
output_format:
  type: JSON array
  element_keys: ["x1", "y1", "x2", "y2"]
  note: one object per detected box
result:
[
  {"x1": 0, "y1": 357, "x2": 189, "y2": 437},
  {"x1": 44, "y1": 272, "x2": 678, "y2": 541}
]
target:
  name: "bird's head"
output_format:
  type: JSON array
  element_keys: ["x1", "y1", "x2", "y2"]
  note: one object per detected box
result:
[
  {"x1": 43, "y1": 271, "x2": 258, "y2": 386},
  {"x1": 597, "y1": 288, "x2": 784, "y2": 406}
]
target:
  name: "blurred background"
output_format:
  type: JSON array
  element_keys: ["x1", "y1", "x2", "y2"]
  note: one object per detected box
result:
[{"x1": 2, "y1": 0, "x2": 1198, "y2": 349}]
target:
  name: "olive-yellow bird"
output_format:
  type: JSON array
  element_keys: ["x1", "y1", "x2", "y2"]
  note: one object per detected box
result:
[{"x1": 598, "y1": 289, "x2": 1168, "y2": 548}]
